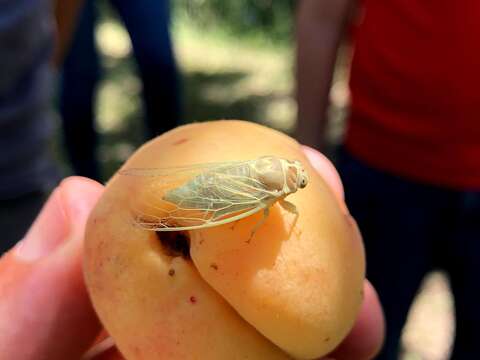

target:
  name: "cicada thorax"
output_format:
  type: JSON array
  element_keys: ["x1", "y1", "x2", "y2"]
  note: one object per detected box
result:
[
  {"x1": 251, "y1": 157, "x2": 284, "y2": 191},
  {"x1": 285, "y1": 164, "x2": 299, "y2": 193},
  {"x1": 252, "y1": 156, "x2": 301, "y2": 195}
]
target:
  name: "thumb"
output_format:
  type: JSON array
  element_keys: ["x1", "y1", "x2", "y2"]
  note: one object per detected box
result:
[
  {"x1": 302, "y1": 145, "x2": 346, "y2": 212},
  {"x1": 0, "y1": 177, "x2": 104, "y2": 360}
]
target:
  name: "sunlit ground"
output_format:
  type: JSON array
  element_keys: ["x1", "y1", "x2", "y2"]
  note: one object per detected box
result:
[{"x1": 58, "y1": 12, "x2": 455, "y2": 359}]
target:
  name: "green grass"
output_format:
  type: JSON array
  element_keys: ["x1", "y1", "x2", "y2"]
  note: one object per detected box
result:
[{"x1": 174, "y1": 20, "x2": 296, "y2": 131}]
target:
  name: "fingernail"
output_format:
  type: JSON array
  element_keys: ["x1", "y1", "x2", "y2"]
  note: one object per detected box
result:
[
  {"x1": 15, "y1": 179, "x2": 90, "y2": 261},
  {"x1": 82, "y1": 337, "x2": 116, "y2": 359}
]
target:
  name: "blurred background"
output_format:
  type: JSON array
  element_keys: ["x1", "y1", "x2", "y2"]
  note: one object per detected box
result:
[{"x1": 53, "y1": 1, "x2": 454, "y2": 358}]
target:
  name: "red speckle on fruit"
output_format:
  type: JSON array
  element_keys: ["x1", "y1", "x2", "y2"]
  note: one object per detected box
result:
[
  {"x1": 189, "y1": 296, "x2": 197, "y2": 304},
  {"x1": 172, "y1": 138, "x2": 189, "y2": 146}
]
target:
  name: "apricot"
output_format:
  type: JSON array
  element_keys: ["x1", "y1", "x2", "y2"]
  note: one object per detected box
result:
[{"x1": 83, "y1": 120, "x2": 365, "y2": 359}]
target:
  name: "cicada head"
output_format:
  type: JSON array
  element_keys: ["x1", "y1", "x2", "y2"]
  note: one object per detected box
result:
[
  {"x1": 283, "y1": 159, "x2": 309, "y2": 194},
  {"x1": 293, "y1": 160, "x2": 309, "y2": 189},
  {"x1": 285, "y1": 160, "x2": 308, "y2": 191}
]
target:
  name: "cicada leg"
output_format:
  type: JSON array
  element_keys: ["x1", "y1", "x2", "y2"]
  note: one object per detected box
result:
[
  {"x1": 229, "y1": 220, "x2": 239, "y2": 231},
  {"x1": 247, "y1": 207, "x2": 270, "y2": 243},
  {"x1": 279, "y1": 199, "x2": 299, "y2": 235},
  {"x1": 279, "y1": 199, "x2": 298, "y2": 216}
]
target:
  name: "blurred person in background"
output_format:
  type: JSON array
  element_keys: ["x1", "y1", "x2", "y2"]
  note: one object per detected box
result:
[
  {"x1": 60, "y1": 0, "x2": 181, "y2": 181},
  {"x1": 0, "y1": 1, "x2": 61, "y2": 253},
  {"x1": 296, "y1": 0, "x2": 480, "y2": 358}
]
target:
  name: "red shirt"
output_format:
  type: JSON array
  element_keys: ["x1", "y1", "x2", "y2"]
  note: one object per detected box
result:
[{"x1": 346, "y1": 0, "x2": 480, "y2": 189}]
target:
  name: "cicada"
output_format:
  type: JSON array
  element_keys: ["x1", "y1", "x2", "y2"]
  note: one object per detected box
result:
[{"x1": 120, "y1": 156, "x2": 309, "y2": 233}]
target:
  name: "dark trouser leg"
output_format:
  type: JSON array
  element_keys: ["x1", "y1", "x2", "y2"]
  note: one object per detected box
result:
[
  {"x1": 59, "y1": 0, "x2": 101, "y2": 180},
  {"x1": 0, "y1": 191, "x2": 48, "y2": 254},
  {"x1": 336, "y1": 149, "x2": 445, "y2": 359},
  {"x1": 447, "y1": 191, "x2": 480, "y2": 359},
  {"x1": 112, "y1": 0, "x2": 181, "y2": 138}
]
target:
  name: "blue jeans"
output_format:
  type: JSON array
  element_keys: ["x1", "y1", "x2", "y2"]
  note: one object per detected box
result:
[
  {"x1": 336, "y1": 148, "x2": 480, "y2": 359},
  {"x1": 60, "y1": 0, "x2": 180, "y2": 180}
]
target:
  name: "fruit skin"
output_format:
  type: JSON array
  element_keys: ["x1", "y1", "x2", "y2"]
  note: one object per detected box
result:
[{"x1": 83, "y1": 120, "x2": 365, "y2": 359}]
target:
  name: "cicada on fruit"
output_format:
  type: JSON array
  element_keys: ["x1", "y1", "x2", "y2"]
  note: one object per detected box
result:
[{"x1": 120, "y1": 156, "x2": 309, "y2": 232}]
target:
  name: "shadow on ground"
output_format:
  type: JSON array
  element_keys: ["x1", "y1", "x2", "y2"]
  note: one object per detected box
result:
[{"x1": 182, "y1": 70, "x2": 286, "y2": 125}]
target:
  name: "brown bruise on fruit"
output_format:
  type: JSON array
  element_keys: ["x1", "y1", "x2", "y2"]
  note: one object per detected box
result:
[
  {"x1": 157, "y1": 232, "x2": 191, "y2": 259},
  {"x1": 172, "y1": 138, "x2": 189, "y2": 146}
]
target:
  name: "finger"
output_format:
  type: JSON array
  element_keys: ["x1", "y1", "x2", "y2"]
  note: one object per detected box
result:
[
  {"x1": 302, "y1": 145, "x2": 347, "y2": 213},
  {"x1": 0, "y1": 177, "x2": 105, "y2": 360},
  {"x1": 90, "y1": 346, "x2": 125, "y2": 360},
  {"x1": 302, "y1": 146, "x2": 385, "y2": 359},
  {"x1": 82, "y1": 331, "x2": 124, "y2": 360},
  {"x1": 83, "y1": 336, "x2": 125, "y2": 360},
  {"x1": 327, "y1": 281, "x2": 385, "y2": 360}
]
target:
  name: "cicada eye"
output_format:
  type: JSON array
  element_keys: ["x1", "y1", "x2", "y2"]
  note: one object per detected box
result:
[
  {"x1": 299, "y1": 178, "x2": 306, "y2": 188},
  {"x1": 297, "y1": 168, "x2": 309, "y2": 189}
]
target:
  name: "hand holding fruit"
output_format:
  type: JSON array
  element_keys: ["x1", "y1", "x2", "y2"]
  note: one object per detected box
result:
[{"x1": 0, "y1": 122, "x2": 384, "y2": 360}]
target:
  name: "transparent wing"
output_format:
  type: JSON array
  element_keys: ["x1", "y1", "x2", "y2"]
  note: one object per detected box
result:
[
  {"x1": 119, "y1": 160, "x2": 247, "y2": 185},
  {"x1": 120, "y1": 160, "x2": 279, "y2": 231}
]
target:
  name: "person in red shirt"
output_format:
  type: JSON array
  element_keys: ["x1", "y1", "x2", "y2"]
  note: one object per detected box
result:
[{"x1": 296, "y1": 0, "x2": 480, "y2": 358}]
